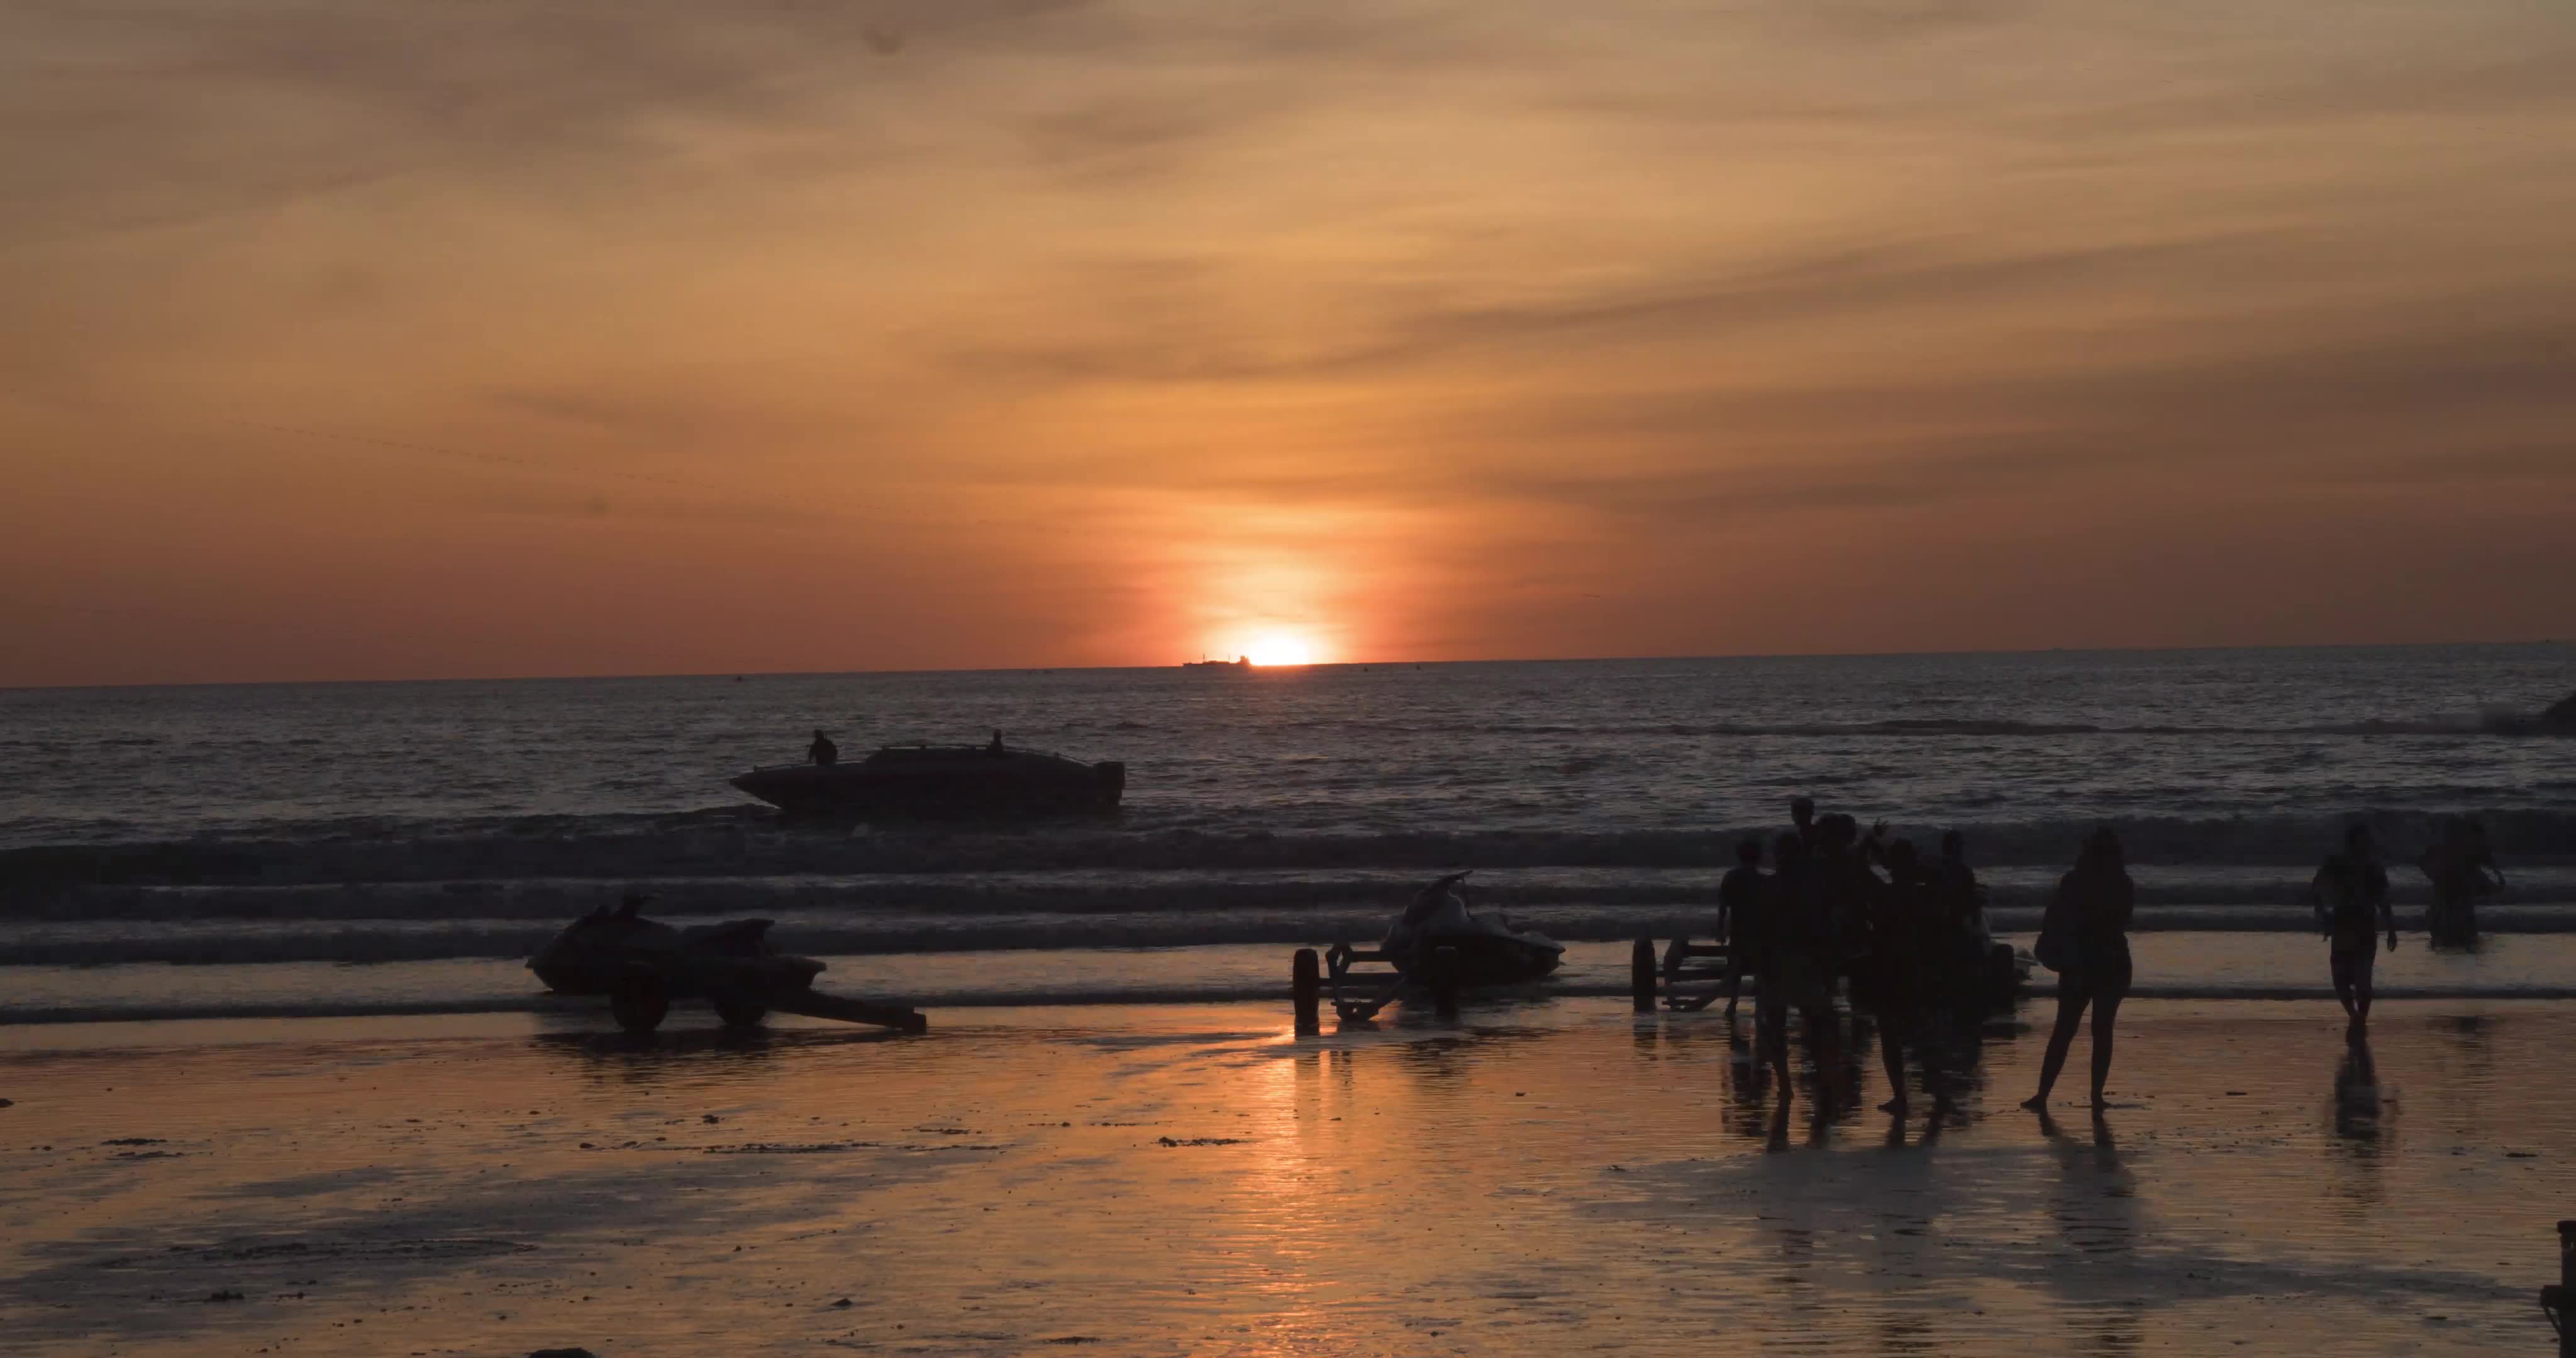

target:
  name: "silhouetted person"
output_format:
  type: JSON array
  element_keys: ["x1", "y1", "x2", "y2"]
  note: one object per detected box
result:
[
  {"x1": 1934, "y1": 831, "x2": 1980, "y2": 930},
  {"x1": 1716, "y1": 837, "x2": 1767, "y2": 1018},
  {"x1": 2418, "y1": 816, "x2": 2502, "y2": 948},
  {"x1": 808, "y1": 729, "x2": 838, "y2": 766},
  {"x1": 1863, "y1": 839, "x2": 1947, "y2": 1114},
  {"x1": 1790, "y1": 797, "x2": 1818, "y2": 851},
  {"x1": 2024, "y1": 826, "x2": 2134, "y2": 1112},
  {"x1": 987, "y1": 729, "x2": 1006, "y2": 755},
  {"x1": 1759, "y1": 832, "x2": 1841, "y2": 1106},
  {"x1": 1812, "y1": 812, "x2": 1879, "y2": 961},
  {"x1": 1933, "y1": 830, "x2": 1990, "y2": 986},
  {"x1": 2312, "y1": 822, "x2": 2395, "y2": 1030}
]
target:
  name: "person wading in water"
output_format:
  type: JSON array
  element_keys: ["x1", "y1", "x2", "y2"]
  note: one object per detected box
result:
[
  {"x1": 2417, "y1": 816, "x2": 2502, "y2": 949},
  {"x1": 2023, "y1": 826, "x2": 2135, "y2": 1112},
  {"x1": 2312, "y1": 823, "x2": 2396, "y2": 1031}
]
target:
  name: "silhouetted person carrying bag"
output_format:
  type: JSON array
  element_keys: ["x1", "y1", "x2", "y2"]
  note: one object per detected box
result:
[{"x1": 2024, "y1": 826, "x2": 2133, "y2": 1112}]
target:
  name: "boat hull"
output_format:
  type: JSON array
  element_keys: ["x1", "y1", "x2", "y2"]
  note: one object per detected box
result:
[{"x1": 731, "y1": 748, "x2": 1125, "y2": 820}]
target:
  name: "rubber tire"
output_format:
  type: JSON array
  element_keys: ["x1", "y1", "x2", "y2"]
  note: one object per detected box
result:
[
  {"x1": 609, "y1": 980, "x2": 670, "y2": 1034},
  {"x1": 713, "y1": 998, "x2": 769, "y2": 1029}
]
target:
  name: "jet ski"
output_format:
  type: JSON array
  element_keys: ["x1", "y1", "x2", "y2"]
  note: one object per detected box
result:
[
  {"x1": 528, "y1": 895, "x2": 927, "y2": 1034},
  {"x1": 730, "y1": 739, "x2": 1126, "y2": 820},
  {"x1": 1382, "y1": 871, "x2": 1565, "y2": 986}
]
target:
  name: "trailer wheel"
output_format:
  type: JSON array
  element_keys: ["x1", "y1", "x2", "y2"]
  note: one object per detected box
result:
[
  {"x1": 713, "y1": 997, "x2": 769, "y2": 1029},
  {"x1": 610, "y1": 979, "x2": 670, "y2": 1034}
]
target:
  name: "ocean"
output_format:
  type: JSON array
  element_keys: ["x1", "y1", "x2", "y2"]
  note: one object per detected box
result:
[{"x1": 4, "y1": 644, "x2": 2572, "y2": 1023}]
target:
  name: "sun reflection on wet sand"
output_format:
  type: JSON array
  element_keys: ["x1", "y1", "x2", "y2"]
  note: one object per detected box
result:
[{"x1": 0, "y1": 1000, "x2": 2568, "y2": 1355}]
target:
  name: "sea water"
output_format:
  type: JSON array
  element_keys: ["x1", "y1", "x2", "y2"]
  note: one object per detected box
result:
[{"x1": 3, "y1": 645, "x2": 2571, "y2": 1021}]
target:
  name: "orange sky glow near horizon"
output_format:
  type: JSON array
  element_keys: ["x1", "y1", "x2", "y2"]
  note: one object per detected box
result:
[{"x1": 4, "y1": 1, "x2": 2573, "y2": 687}]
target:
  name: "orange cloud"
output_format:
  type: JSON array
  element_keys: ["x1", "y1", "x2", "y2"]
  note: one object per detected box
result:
[{"x1": 4, "y1": 0, "x2": 2573, "y2": 683}]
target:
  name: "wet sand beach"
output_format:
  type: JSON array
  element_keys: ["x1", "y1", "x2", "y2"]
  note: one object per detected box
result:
[{"x1": 4, "y1": 998, "x2": 2568, "y2": 1355}]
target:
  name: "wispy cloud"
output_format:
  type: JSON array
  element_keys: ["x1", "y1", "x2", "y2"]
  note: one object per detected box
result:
[{"x1": 4, "y1": 0, "x2": 2573, "y2": 680}]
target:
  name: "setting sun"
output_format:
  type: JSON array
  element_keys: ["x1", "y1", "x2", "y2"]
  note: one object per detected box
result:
[{"x1": 1243, "y1": 634, "x2": 1317, "y2": 667}]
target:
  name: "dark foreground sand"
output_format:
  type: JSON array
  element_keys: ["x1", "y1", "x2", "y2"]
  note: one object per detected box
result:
[{"x1": 2, "y1": 998, "x2": 2569, "y2": 1355}]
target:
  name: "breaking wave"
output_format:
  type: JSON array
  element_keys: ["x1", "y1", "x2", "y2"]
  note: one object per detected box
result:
[
  {"x1": 6, "y1": 901, "x2": 2574, "y2": 967},
  {"x1": 6, "y1": 808, "x2": 2574, "y2": 900}
]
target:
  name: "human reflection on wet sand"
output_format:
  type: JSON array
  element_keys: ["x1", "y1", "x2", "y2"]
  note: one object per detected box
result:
[
  {"x1": 2328, "y1": 1031, "x2": 2392, "y2": 1212},
  {"x1": 2040, "y1": 1108, "x2": 2144, "y2": 1355},
  {"x1": 1707, "y1": 998, "x2": 2035, "y2": 1149},
  {"x1": 2333, "y1": 1032, "x2": 2385, "y2": 1141}
]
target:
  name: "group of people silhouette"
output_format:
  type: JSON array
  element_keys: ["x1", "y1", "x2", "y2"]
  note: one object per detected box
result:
[
  {"x1": 1707, "y1": 798, "x2": 2508, "y2": 1117},
  {"x1": 1706, "y1": 797, "x2": 2032, "y2": 1117}
]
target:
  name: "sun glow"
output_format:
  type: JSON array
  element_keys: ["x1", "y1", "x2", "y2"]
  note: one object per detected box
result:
[{"x1": 1243, "y1": 633, "x2": 1317, "y2": 667}]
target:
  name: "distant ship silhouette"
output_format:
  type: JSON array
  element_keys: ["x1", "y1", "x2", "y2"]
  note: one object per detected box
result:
[{"x1": 1182, "y1": 655, "x2": 1252, "y2": 671}]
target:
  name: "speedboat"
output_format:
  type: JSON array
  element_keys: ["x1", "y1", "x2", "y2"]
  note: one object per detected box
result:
[
  {"x1": 2479, "y1": 688, "x2": 2576, "y2": 736},
  {"x1": 1383, "y1": 871, "x2": 1564, "y2": 985},
  {"x1": 730, "y1": 740, "x2": 1125, "y2": 820}
]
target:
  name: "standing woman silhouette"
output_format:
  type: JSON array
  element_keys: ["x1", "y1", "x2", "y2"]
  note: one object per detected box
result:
[{"x1": 2024, "y1": 827, "x2": 2135, "y2": 1112}]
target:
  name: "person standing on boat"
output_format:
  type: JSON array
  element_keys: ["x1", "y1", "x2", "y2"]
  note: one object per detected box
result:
[
  {"x1": 2312, "y1": 822, "x2": 2396, "y2": 1030},
  {"x1": 808, "y1": 729, "x2": 838, "y2": 766},
  {"x1": 2023, "y1": 827, "x2": 2134, "y2": 1112},
  {"x1": 1716, "y1": 837, "x2": 1768, "y2": 1018}
]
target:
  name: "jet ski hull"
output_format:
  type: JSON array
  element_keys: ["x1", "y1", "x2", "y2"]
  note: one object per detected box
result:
[
  {"x1": 1387, "y1": 930, "x2": 1565, "y2": 987},
  {"x1": 528, "y1": 914, "x2": 823, "y2": 1000}
]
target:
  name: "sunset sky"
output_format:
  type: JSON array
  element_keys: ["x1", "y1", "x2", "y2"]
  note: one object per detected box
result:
[{"x1": 6, "y1": 0, "x2": 2573, "y2": 685}]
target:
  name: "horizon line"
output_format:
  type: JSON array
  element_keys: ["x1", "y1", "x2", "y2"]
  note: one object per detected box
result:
[{"x1": 4, "y1": 637, "x2": 2567, "y2": 695}]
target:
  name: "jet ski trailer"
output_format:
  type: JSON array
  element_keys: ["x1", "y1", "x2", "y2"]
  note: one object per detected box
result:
[
  {"x1": 1299, "y1": 871, "x2": 1565, "y2": 1024},
  {"x1": 530, "y1": 897, "x2": 926, "y2": 1035}
]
